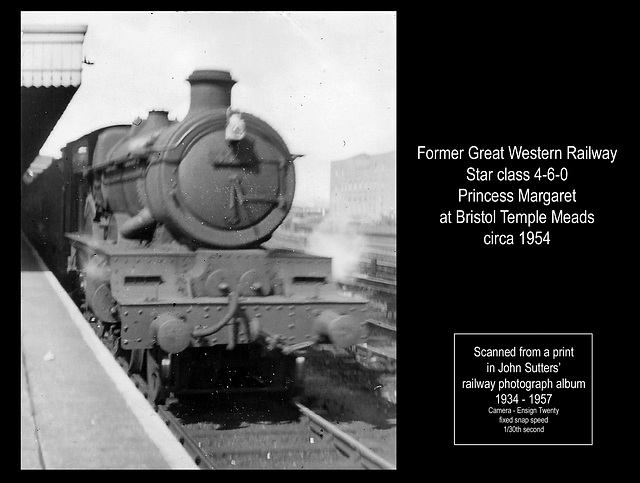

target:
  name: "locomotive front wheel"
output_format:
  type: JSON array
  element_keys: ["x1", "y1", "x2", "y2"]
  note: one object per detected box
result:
[
  {"x1": 146, "y1": 349, "x2": 170, "y2": 406},
  {"x1": 110, "y1": 337, "x2": 130, "y2": 372},
  {"x1": 103, "y1": 325, "x2": 127, "y2": 367},
  {"x1": 128, "y1": 349, "x2": 144, "y2": 375},
  {"x1": 85, "y1": 312, "x2": 103, "y2": 338}
]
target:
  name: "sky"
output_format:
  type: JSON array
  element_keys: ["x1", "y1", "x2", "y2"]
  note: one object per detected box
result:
[{"x1": 21, "y1": 11, "x2": 396, "y2": 207}]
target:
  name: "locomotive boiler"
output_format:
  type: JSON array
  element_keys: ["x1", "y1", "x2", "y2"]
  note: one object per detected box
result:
[{"x1": 48, "y1": 70, "x2": 368, "y2": 404}]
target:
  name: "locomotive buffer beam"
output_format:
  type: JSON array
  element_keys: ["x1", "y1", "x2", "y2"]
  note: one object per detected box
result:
[{"x1": 185, "y1": 291, "x2": 364, "y2": 355}]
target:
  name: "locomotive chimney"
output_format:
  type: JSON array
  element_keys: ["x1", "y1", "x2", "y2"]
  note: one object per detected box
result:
[{"x1": 185, "y1": 70, "x2": 236, "y2": 117}]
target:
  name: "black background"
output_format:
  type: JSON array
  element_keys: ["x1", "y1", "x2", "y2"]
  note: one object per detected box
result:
[
  {"x1": 14, "y1": 8, "x2": 634, "y2": 476},
  {"x1": 399, "y1": 8, "x2": 633, "y2": 476}
]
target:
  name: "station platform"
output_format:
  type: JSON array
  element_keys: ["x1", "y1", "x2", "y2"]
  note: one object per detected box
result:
[{"x1": 20, "y1": 233, "x2": 198, "y2": 469}]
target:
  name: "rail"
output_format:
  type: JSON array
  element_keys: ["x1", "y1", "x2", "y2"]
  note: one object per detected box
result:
[
  {"x1": 156, "y1": 406, "x2": 216, "y2": 469},
  {"x1": 126, "y1": 372, "x2": 216, "y2": 468},
  {"x1": 127, "y1": 358, "x2": 395, "y2": 469},
  {"x1": 295, "y1": 402, "x2": 396, "y2": 470}
]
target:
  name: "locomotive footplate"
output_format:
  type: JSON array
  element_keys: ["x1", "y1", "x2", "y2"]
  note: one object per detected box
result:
[
  {"x1": 118, "y1": 298, "x2": 368, "y2": 352},
  {"x1": 66, "y1": 234, "x2": 369, "y2": 355}
]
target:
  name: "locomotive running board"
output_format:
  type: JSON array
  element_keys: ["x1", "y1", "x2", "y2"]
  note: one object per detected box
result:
[{"x1": 64, "y1": 233, "x2": 369, "y2": 352}]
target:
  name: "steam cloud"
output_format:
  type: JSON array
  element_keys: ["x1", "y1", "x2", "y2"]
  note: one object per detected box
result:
[
  {"x1": 305, "y1": 213, "x2": 366, "y2": 281},
  {"x1": 83, "y1": 255, "x2": 111, "y2": 283}
]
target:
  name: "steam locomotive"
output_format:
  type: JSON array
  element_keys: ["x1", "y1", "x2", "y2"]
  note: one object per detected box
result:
[{"x1": 22, "y1": 70, "x2": 367, "y2": 404}]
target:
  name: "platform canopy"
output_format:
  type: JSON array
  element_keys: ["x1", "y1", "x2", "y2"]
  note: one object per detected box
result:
[{"x1": 21, "y1": 24, "x2": 87, "y2": 175}]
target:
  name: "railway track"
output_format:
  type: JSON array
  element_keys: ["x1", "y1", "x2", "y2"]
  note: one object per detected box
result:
[
  {"x1": 157, "y1": 405, "x2": 215, "y2": 469},
  {"x1": 117, "y1": 351, "x2": 395, "y2": 469},
  {"x1": 166, "y1": 397, "x2": 395, "y2": 469}
]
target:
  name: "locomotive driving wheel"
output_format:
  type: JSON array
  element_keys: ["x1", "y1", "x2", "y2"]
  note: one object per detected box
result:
[{"x1": 146, "y1": 348, "x2": 171, "y2": 406}]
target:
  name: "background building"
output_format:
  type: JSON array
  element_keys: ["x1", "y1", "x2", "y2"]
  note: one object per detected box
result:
[{"x1": 330, "y1": 151, "x2": 396, "y2": 223}]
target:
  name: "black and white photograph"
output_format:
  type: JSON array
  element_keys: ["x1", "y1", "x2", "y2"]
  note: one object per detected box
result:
[{"x1": 21, "y1": 11, "x2": 396, "y2": 469}]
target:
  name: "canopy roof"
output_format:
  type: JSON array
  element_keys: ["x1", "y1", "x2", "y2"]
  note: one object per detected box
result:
[{"x1": 21, "y1": 24, "x2": 87, "y2": 175}]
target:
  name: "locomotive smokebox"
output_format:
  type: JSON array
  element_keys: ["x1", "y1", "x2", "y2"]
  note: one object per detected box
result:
[
  {"x1": 100, "y1": 68, "x2": 295, "y2": 249},
  {"x1": 313, "y1": 310, "x2": 366, "y2": 348},
  {"x1": 185, "y1": 70, "x2": 236, "y2": 117}
]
